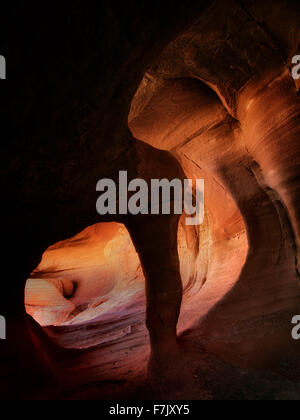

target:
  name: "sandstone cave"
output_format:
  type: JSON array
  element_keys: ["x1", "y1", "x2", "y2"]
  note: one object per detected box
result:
[{"x1": 1, "y1": 0, "x2": 300, "y2": 400}]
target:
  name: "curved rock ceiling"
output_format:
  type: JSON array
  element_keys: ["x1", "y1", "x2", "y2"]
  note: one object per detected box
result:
[{"x1": 2, "y1": 0, "x2": 300, "y2": 400}]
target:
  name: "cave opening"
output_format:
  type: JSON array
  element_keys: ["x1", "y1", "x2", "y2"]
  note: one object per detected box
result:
[{"x1": 25, "y1": 222, "x2": 148, "y2": 348}]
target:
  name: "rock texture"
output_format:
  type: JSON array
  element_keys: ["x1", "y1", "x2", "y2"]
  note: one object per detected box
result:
[
  {"x1": 1, "y1": 0, "x2": 300, "y2": 400},
  {"x1": 129, "y1": 72, "x2": 300, "y2": 368}
]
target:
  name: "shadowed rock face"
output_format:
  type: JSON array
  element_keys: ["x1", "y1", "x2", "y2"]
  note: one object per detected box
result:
[{"x1": 1, "y1": 0, "x2": 300, "y2": 400}]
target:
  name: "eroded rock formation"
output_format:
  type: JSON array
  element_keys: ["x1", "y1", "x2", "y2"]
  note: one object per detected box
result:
[{"x1": 1, "y1": 0, "x2": 300, "y2": 400}]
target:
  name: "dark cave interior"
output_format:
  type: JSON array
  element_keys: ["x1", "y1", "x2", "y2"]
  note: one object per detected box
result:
[{"x1": 1, "y1": 0, "x2": 300, "y2": 400}]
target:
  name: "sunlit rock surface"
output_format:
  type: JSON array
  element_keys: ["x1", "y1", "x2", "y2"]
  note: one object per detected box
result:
[
  {"x1": 129, "y1": 28, "x2": 300, "y2": 367},
  {"x1": 25, "y1": 279, "x2": 76, "y2": 326},
  {"x1": 26, "y1": 216, "x2": 246, "y2": 347},
  {"x1": 25, "y1": 224, "x2": 144, "y2": 331}
]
